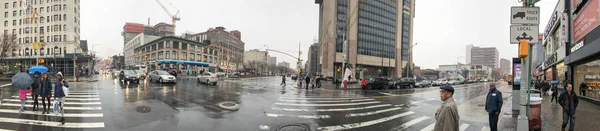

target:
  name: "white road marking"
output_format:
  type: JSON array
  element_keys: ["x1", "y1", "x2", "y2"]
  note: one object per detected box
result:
[
  {"x1": 0, "y1": 129, "x2": 15, "y2": 131},
  {"x1": 460, "y1": 124, "x2": 470, "y2": 131},
  {"x1": 0, "y1": 109, "x2": 103, "y2": 117},
  {"x1": 345, "y1": 107, "x2": 402, "y2": 117},
  {"x1": 277, "y1": 98, "x2": 375, "y2": 103},
  {"x1": 420, "y1": 123, "x2": 436, "y2": 131},
  {"x1": 394, "y1": 116, "x2": 430, "y2": 130},
  {"x1": 11, "y1": 96, "x2": 100, "y2": 101},
  {"x1": 278, "y1": 97, "x2": 369, "y2": 100},
  {"x1": 274, "y1": 101, "x2": 379, "y2": 106},
  {"x1": 0, "y1": 117, "x2": 104, "y2": 128},
  {"x1": 52, "y1": 91, "x2": 98, "y2": 93},
  {"x1": 316, "y1": 111, "x2": 415, "y2": 131},
  {"x1": 379, "y1": 92, "x2": 395, "y2": 96},
  {"x1": 481, "y1": 127, "x2": 491, "y2": 131},
  {"x1": 266, "y1": 113, "x2": 331, "y2": 119},
  {"x1": 1, "y1": 103, "x2": 101, "y2": 110},
  {"x1": 13, "y1": 95, "x2": 99, "y2": 98},
  {"x1": 272, "y1": 104, "x2": 392, "y2": 112},
  {"x1": 2, "y1": 99, "x2": 101, "y2": 105},
  {"x1": 0, "y1": 84, "x2": 11, "y2": 87}
]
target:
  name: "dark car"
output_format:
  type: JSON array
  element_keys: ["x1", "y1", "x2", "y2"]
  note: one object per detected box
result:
[
  {"x1": 392, "y1": 77, "x2": 416, "y2": 89},
  {"x1": 119, "y1": 70, "x2": 140, "y2": 83},
  {"x1": 291, "y1": 75, "x2": 298, "y2": 80},
  {"x1": 366, "y1": 78, "x2": 391, "y2": 90}
]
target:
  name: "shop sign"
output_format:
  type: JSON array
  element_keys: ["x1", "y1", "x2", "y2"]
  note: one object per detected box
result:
[
  {"x1": 544, "y1": 11, "x2": 559, "y2": 38},
  {"x1": 588, "y1": 82, "x2": 600, "y2": 86},
  {"x1": 544, "y1": 53, "x2": 558, "y2": 67},
  {"x1": 585, "y1": 75, "x2": 600, "y2": 79},
  {"x1": 574, "y1": 0, "x2": 600, "y2": 41},
  {"x1": 571, "y1": 37, "x2": 585, "y2": 53}
]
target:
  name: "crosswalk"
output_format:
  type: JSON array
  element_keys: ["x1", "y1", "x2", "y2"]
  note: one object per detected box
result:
[
  {"x1": 0, "y1": 90, "x2": 104, "y2": 130},
  {"x1": 264, "y1": 93, "x2": 491, "y2": 131}
]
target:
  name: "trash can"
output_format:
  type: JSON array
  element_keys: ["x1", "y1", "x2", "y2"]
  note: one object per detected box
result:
[{"x1": 528, "y1": 96, "x2": 543, "y2": 130}]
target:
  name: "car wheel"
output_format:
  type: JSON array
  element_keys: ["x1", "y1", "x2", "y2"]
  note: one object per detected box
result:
[
  {"x1": 206, "y1": 80, "x2": 210, "y2": 85},
  {"x1": 409, "y1": 84, "x2": 414, "y2": 89},
  {"x1": 212, "y1": 82, "x2": 217, "y2": 86},
  {"x1": 197, "y1": 78, "x2": 201, "y2": 83},
  {"x1": 159, "y1": 78, "x2": 163, "y2": 83}
]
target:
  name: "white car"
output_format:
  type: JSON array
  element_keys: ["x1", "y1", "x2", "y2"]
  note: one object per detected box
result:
[
  {"x1": 441, "y1": 80, "x2": 449, "y2": 85},
  {"x1": 148, "y1": 70, "x2": 176, "y2": 83},
  {"x1": 448, "y1": 80, "x2": 459, "y2": 85},
  {"x1": 197, "y1": 72, "x2": 219, "y2": 85}
]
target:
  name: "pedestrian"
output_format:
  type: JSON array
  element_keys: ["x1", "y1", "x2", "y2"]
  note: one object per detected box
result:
[
  {"x1": 305, "y1": 75, "x2": 311, "y2": 90},
  {"x1": 54, "y1": 72, "x2": 69, "y2": 124},
  {"x1": 551, "y1": 83, "x2": 559, "y2": 104},
  {"x1": 40, "y1": 72, "x2": 53, "y2": 114},
  {"x1": 18, "y1": 87, "x2": 30, "y2": 113},
  {"x1": 30, "y1": 72, "x2": 41, "y2": 111},
  {"x1": 281, "y1": 75, "x2": 286, "y2": 86},
  {"x1": 361, "y1": 78, "x2": 367, "y2": 90},
  {"x1": 311, "y1": 76, "x2": 316, "y2": 90},
  {"x1": 485, "y1": 84, "x2": 503, "y2": 131},
  {"x1": 558, "y1": 83, "x2": 578, "y2": 131},
  {"x1": 434, "y1": 85, "x2": 459, "y2": 131},
  {"x1": 580, "y1": 81, "x2": 587, "y2": 96},
  {"x1": 316, "y1": 75, "x2": 322, "y2": 88}
]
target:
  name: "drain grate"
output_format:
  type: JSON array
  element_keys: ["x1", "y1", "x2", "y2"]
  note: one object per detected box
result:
[
  {"x1": 136, "y1": 106, "x2": 152, "y2": 113},
  {"x1": 277, "y1": 124, "x2": 309, "y2": 131}
]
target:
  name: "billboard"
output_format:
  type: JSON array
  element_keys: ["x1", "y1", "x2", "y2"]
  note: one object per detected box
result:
[
  {"x1": 512, "y1": 58, "x2": 522, "y2": 87},
  {"x1": 573, "y1": 0, "x2": 600, "y2": 41}
]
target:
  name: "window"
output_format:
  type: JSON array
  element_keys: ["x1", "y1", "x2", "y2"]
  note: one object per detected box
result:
[
  {"x1": 63, "y1": 4, "x2": 66, "y2": 11},
  {"x1": 63, "y1": 35, "x2": 66, "y2": 41},
  {"x1": 63, "y1": 14, "x2": 66, "y2": 21},
  {"x1": 3, "y1": 12, "x2": 6, "y2": 18},
  {"x1": 63, "y1": 24, "x2": 66, "y2": 31},
  {"x1": 12, "y1": 11, "x2": 16, "y2": 16},
  {"x1": 3, "y1": 21, "x2": 7, "y2": 27},
  {"x1": 12, "y1": 2, "x2": 15, "y2": 8},
  {"x1": 12, "y1": 29, "x2": 15, "y2": 34},
  {"x1": 4, "y1": 3, "x2": 7, "y2": 9},
  {"x1": 12, "y1": 20, "x2": 15, "y2": 26},
  {"x1": 40, "y1": 7, "x2": 44, "y2": 14},
  {"x1": 40, "y1": 17, "x2": 44, "y2": 23},
  {"x1": 166, "y1": 41, "x2": 171, "y2": 48},
  {"x1": 40, "y1": 36, "x2": 44, "y2": 42}
]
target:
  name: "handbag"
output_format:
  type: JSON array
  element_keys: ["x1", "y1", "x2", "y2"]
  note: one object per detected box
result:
[
  {"x1": 62, "y1": 85, "x2": 69, "y2": 97},
  {"x1": 53, "y1": 99, "x2": 60, "y2": 114}
]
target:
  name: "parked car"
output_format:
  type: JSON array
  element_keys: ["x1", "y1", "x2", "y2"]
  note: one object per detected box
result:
[
  {"x1": 197, "y1": 72, "x2": 219, "y2": 85},
  {"x1": 393, "y1": 77, "x2": 416, "y2": 89},
  {"x1": 432, "y1": 80, "x2": 442, "y2": 86},
  {"x1": 416, "y1": 80, "x2": 432, "y2": 88},
  {"x1": 440, "y1": 79, "x2": 449, "y2": 85},
  {"x1": 216, "y1": 72, "x2": 226, "y2": 77},
  {"x1": 366, "y1": 78, "x2": 391, "y2": 90},
  {"x1": 134, "y1": 70, "x2": 146, "y2": 79},
  {"x1": 448, "y1": 80, "x2": 459, "y2": 85},
  {"x1": 468, "y1": 79, "x2": 476, "y2": 83},
  {"x1": 119, "y1": 70, "x2": 140, "y2": 83},
  {"x1": 291, "y1": 75, "x2": 298, "y2": 80},
  {"x1": 148, "y1": 70, "x2": 176, "y2": 83}
]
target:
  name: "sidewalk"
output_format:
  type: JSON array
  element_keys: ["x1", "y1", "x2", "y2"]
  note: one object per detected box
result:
[{"x1": 499, "y1": 91, "x2": 600, "y2": 131}]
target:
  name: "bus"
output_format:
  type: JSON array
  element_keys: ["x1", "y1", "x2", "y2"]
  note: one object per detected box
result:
[{"x1": 134, "y1": 65, "x2": 148, "y2": 74}]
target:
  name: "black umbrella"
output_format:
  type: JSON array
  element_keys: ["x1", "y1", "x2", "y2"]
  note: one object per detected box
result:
[{"x1": 11, "y1": 72, "x2": 33, "y2": 89}]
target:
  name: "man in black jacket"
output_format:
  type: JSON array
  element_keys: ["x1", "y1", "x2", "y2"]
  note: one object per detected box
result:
[
  {"x1": 558, "y1": 83, "x2": 578, "y2": 131},
  {"x1": 485, "y1": 84, "x2": 503, "y2": 131}
]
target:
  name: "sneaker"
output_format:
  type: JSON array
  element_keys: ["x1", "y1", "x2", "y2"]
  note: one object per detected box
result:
[{"x1": 60, "y1": 117, "x2": 65, "y2": 125}]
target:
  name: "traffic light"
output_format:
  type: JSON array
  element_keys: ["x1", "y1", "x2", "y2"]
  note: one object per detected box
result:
[
  {"x1": 518, "y1": 39, "x2": 529, "y2": 58},
  {"x1": 33, "y1": 43, "x2": 37, "y2": 50},
  {"x1": 39, "y1": 42, "x2": 43, "y2": 48},
  {"x1": 297, "y1": 56, "x2": 300, "y2": 61}
]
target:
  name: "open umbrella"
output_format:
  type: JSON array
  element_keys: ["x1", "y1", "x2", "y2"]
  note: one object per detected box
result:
[
  {"x1": 29, "y1": 66, "x2": 49, "y2": 73},
  {"x1": 11, "y1": 72, "x2": 33, "y2": 89}
]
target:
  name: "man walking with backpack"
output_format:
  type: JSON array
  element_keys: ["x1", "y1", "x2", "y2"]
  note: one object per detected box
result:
[{"x1": 559, "y1": 83, "x2": 578, "y2": 131}]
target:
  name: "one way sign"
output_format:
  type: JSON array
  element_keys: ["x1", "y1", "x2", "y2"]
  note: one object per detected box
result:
[{"x1": 510, "y1": 25, "x2": 539, "y2": 44}]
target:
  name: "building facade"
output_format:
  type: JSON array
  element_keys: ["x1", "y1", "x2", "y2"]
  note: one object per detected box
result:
[
  {"x1": 541, "y1": 0, "x2": 568, "y2": 89},
  {"x1": 278, "y1": 61, "x2": 290, "y2": 69},
  {"x1": 307, "y1": 42, "x2": 320, "y2": 75},
  {"x1": 316, "y1": 0, "x2": 415, "y2": 80},
  {"x1": 466, "y1": 44, "x2": 473, "y2": 64},
  {"x1": 268, "y1": 56, "x2": 276, "y2": 66},
  {"x1": 500, "y1": 58, "x2": 510, "y2": 74},
  {"x1": 1, "y1": 0, "x2": 87, "y2": 76},
  {"x1": 470, "y1": 46, "x2": 499, "y2": 68},
  {"x1": 133, "y1": 36, "x2": 218, "y2": 72},
  {"x1": 184, "y1": 26, "x2": 245, "y2": 72},
  {"x1": 243, "y1": 49, "x2": 266, "y2": 64},
  {"x1": 123, "y1": 33, "x2": 159, "y2": 66}
]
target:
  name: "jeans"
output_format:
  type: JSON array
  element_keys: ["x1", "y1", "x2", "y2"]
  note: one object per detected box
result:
[
  {"x1": 41, "y1": 95, "x2": 51, "y2": 112},
  {"x1": 31, "y1": 94, "x2": 39, "y2": 110},
  {"x1": 551, "y1": 94, "x2": 558, "y2": 104},
  {"x1": 281, "y1": 81, "x2": 286, "y2": 86},
  {"x1": 488, "y1": 110, "x2": 499, "y2": 131},
  {"x1": 562, "y1": 111, "x2": 575, "y2": 131},
  {"x1": 19, "y1": 98, "x2": 26, "y2": 112}
]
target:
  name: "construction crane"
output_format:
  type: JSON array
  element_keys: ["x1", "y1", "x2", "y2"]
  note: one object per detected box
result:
[{"x1": 155, "y1": 0, "x2": 181, "y2": 32}]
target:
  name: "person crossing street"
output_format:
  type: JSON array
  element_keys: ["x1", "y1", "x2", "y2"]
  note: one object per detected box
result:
[{"x1": 281, "y1": 75, "x2": 286, "y2": 86}]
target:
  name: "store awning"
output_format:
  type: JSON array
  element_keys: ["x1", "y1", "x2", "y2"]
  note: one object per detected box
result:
[{"x1": 158, "y1": 59, "x2": 208, "y2": 67}]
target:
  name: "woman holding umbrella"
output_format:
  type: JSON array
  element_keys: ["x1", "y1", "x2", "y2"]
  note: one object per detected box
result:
[
  {"x1": 30, "y1": 72, "x2": 41, "y2": 111},
  {"x1": 54, "y1": 72, "x2": 69, "y2": 124},
  {"x1": 12, "y1": 69, "x2": 34, "y2": 113}
]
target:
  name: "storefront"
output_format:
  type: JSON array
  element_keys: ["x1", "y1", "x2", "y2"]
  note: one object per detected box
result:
[{"x1": 572, "y1": 58, "x2": 600, "y2": 99}]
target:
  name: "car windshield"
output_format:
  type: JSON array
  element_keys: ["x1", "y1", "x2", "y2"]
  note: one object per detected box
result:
[
  {"x1": 124, "y1": 70, "x2": 136, "y2": 75},
  {"x1": 134, "y1": 70, "x2": 142, "y2": 74}
]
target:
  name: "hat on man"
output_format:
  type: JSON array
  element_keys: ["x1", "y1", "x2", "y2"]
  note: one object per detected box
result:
[{"x1": 440, "y1": 85, "x2": 455, "y2": 94}]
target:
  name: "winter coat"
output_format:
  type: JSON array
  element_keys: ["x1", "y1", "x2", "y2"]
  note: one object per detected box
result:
[
  {"x1": 559, "y1": 91, "x2": 579, "y2": 115},
  {"x1": 54, "y1": 79, "x2": 69, "y2": 98},
  {"x1": 30, "y1": 77, "x2": 41, "y2": 95},
  {"x1": 40, "y1": 77, "x2": 53, "y2": 97},
  {"x1": 19, "y1": 88, "x2": 30, "y2": 100},
  {"x1": 485, "y1": 88, "x2": 503, "y2": 113},
  {"x1": 433, "y1": 97, "x2": 460, "y2": 131}
]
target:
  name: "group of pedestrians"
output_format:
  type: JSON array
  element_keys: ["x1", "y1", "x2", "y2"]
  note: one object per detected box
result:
[
  {"x1": 16, "y1": 70, "x2": 70, "y2": 124},
  {"x1": 280, "y1": 75, "x2": 321, "y2": 90}
]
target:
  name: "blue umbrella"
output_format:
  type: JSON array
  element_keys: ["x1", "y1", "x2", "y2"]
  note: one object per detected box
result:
[
  {"x1": 29, "y1": 66, "x2": 48, "y2": 73},
  {"x1": 11, "y1": 72, "x2": 34, "y2": 89}
]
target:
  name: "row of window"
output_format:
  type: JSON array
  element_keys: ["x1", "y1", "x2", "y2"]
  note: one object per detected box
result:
[
  {"x1": 335, "y1": 0, "x2": 349, "y2": 52},
  {"x1": 4, "y1": 4, "x2": 72, "y2": 18},
  {"x1": 137, "y1": 51, "x2": 216, "y2": 64},
  {"x1": 134, "y1": 41, "x2": 218, "y2": 57},
  {"x1": 18, "y1": 35, "x2": 68, "y2": 44},
  {"x1": 357, "y1": 0, "x2": 397, "y2": 59},
  {"x1": 12, "y1": 46, "x2": 68, "y2": 57},
  {"x1": 4, "y1": 13, "x2": 72, "y2": 27},
  {"x1": 4, "y1": 0, "x2": 77, "y2": 10}
]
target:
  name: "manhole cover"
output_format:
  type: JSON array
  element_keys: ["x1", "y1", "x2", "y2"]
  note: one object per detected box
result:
[
  {"x1": 136, "y1": 106, "x2": 152, "y2": 113},
  {"x1": 217, "y1": 101, "x2": 240, "y2": 110},
  {"x1": 277, "y1": 124, "x2": 309, "y2": 131},
  {"x1": 222, "y1": 103, "x2": 235, "y2": 106}
]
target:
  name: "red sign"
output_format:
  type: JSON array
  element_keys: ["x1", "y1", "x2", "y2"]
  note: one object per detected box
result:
[{"x1": 574, "y1": 0, "x2": 600, "y2": 41}]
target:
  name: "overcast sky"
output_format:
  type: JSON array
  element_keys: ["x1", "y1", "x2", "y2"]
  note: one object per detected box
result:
[{"x1": 81, "y1": 0, "x2": 559, "y2": 69}]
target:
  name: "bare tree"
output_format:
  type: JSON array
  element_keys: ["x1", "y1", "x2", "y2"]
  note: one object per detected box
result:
[{"x1": 0, "y1": 34, "x2": 17, "y2": 62}]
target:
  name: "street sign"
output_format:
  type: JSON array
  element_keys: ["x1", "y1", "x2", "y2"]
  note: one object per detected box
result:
[
  {"x1": 511, "y1": 7, "x2": 540, "y2": 24},
  {"x1": 510, "y1": 25, "x2": 539, "y2": 44}
]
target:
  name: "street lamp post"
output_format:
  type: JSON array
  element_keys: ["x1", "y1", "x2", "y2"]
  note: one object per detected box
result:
[{"x1": 406, "y1": 43, "x2": 418, "y2": 78}]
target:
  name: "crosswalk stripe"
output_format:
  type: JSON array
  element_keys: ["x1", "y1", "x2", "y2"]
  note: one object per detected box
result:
[
  {"x1": 316, "y1": 111, "x2": 415, "y2": 131},
  {"x1": 0, "y1": 109, "x2": 103, "y2": 117},
  {"x1": 13, "y1": 95, "x2": 99, "y2": 98},
  {"x1": 420, "y1": 123, "x2": 436, "y2": 131},
  {"x1": 0, "y1": 129, "x2": 15, "y2": 131},
  {"x1": 51, "y1": 91, "x2": 98, "y2": 93},
  {"x1": 460, "y1": 124, "x2": 470, "y2": 131},
  {"x1": 279, "y1": 97, "x2": 369, "y2": 100},
  {"x1": 272, "y1": 104, "x2": 392, "y2": 112},
  {"x1": 277, "y1": 98, "x2": 375, "y2": 103},
  {"x1": 11, "y1": 96, "x2": 100, "y2": 100},
  {"x1": 0, "y1": 84, "x2": 11, "y2": 87},
  {"x1": 266, "y1": 113, "x2": 331, "y2": 119},
  {"x1": 0, "y1": 103, "x2": 101, "y2": 110},
  {"x1": 2, "y1": 99, "x2": 101, "y2": 105},
  {"x1": 345, "y1": 107, "x2": 402, "y2": 117},
  {"x1": 0, "y1": 117, "x2": 104, "y2": 128},
  {"x1": 394, "y1": 116, "x2": 430, "y2": 130},
  {"x1": 481, "y1": 127, "x2": 490, "y2": 131},
  {"x1": 274, "y1": 101, "x2": 379, "y2": 106}
]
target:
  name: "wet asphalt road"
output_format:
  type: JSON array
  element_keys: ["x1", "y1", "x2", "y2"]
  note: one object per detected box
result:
[{"x1": 0, "y1": 75, "x2": 502, "y2": 131}]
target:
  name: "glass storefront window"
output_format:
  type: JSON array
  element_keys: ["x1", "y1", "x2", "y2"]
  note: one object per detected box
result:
[
  {"x1": 556, "y1": 62, "x2": 566, "y2": 87},
  {"x1": 574, "y1": 58, "x2": 600, "y2": 99}
]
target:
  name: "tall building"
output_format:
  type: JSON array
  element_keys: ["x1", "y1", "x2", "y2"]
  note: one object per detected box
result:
[
  {"x1": 307, "y1": 42, "x2": 320, "y2": 75},
  {"x1": 1, "y1": 0, "x2": 86, "y2": 76},
  {"x1": 470, "y1": 46, "x2": 499, "y2": 68},
  {"x1": 123, "y1": 33, "x2": 159, "y2": 66},
  {"x1": 278, "y1": 61, "x2": 290, "y2": 68},
  {"x1": 500, "y1": 58, "x2": 510, "y2": 74},
  {"x1": 133, "y1": 36, "x2": 218, "y2": 72},
  {"x1": 184, "y1": 26, "x2": 245, "y2": 71},
  {"x1": 243, "y1": 49, "x2": 266, "y2": 64},
  {"x1": 122, "y1": 22, "x2": 173, "y2": 45},
  {"x1": 316, "y1": 0, "x2": 415, "y2": 79},
  {"x1": 268, "y1": 56, "x2": 276, "y2": 65},
  {"x1": 466, "y1": 44, "x2": 473, "y2": 64}
]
